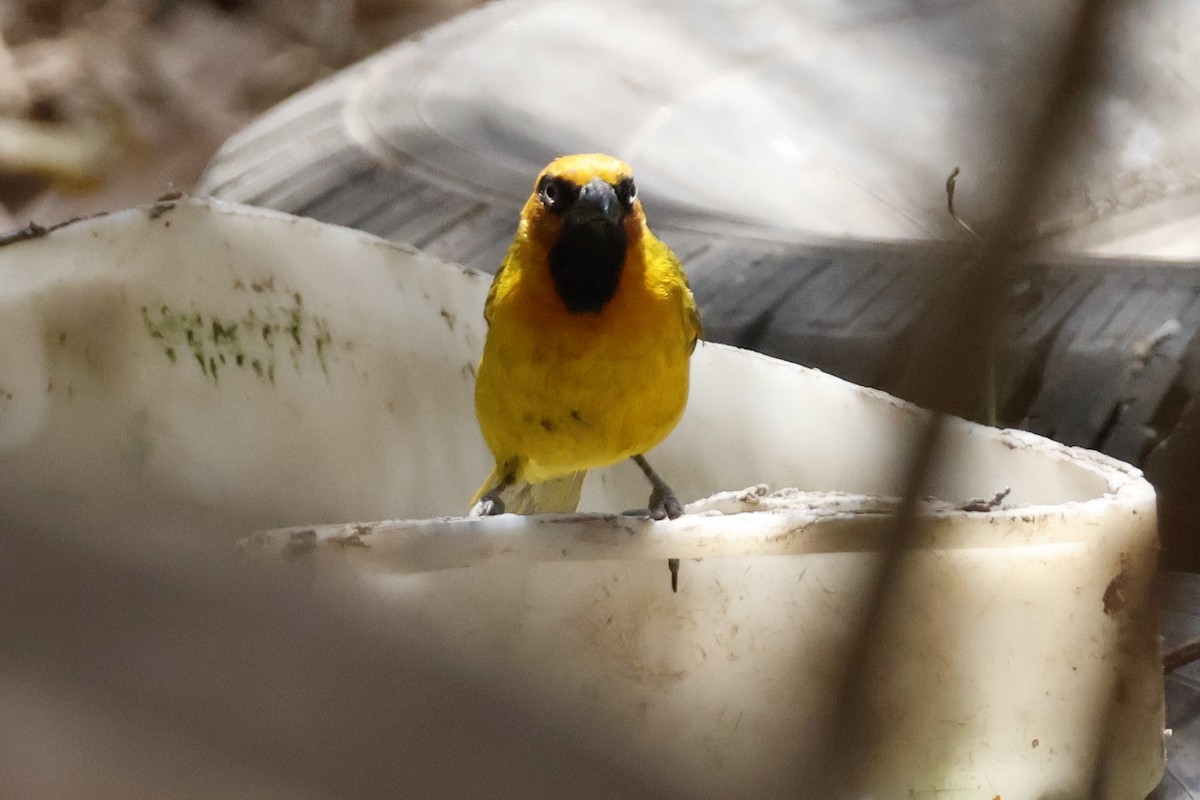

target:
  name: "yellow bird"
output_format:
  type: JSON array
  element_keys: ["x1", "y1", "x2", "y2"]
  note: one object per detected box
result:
[{"x1": 470, "y1": 153, "x2": 701, "y2": 587}]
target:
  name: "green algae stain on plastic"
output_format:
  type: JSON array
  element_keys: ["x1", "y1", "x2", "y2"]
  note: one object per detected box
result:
[{"x1": 140, "y1": 292, "x2": 333, "y2": 386}]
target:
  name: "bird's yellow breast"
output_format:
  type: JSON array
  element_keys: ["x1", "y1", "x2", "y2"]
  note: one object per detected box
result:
[{"x1": 474, "y1": 220, "x2": 696, "y2": 484}]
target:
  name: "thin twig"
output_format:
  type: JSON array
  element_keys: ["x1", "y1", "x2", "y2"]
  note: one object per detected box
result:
[
  {"x1": 955, "y1": 487, "x2": 1011, "y2": 512},
  {"x1": 944, "y1": 167, "x2": 999, "y2": 425},
  {"x1": 945, "y1": 166, "x2": 983, "y2": 243}
]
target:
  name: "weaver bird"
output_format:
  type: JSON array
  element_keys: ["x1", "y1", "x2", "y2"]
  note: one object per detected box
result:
[{"x1": 470, "y1": 153, "x2": 701, "y2": 589}]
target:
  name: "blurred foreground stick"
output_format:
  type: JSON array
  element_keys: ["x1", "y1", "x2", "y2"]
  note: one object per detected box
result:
[{"x1": 812, "y1": 1, "x2": 1139, "y2": 799}]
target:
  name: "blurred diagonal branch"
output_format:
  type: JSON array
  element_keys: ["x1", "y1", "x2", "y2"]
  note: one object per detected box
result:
[{"x1": 811, "y1": 0, "x2": 1125, "y2": 797}]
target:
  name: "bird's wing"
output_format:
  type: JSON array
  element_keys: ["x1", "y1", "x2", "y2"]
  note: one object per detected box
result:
[
  {"x1": 482, "y1": 240, "x2": 521, "y2": 327},
  {"x1": 648, "y1": 235, "x2": 703, "y2": 353},
  {"x1": 684, "y1": 281, "x2": 702, "y2": 354}
]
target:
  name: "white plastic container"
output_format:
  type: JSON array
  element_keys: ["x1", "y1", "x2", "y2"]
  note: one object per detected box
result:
[{"x1": 0, "y1": 198, "x2": 1164, "y2": 798}]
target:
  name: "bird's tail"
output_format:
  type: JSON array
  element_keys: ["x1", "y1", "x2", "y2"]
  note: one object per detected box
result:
[
  {"x1": 470, "y1": 468, "x2": 587, "y2": 514},
  {"x1": 509, "y1": 471, "x2": 586, "y2": 514}
]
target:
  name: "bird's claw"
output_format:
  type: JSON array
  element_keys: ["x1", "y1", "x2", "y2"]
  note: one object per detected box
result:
[
  {"x1": 621, "y1": 490, "x2": 682, "y2": 521},
  {"x1": 649, "y1": 485, "x2": 683, "y2": 521},
  {"x1": 469, "y1": 496, "x2": 506, "y2": 517}
]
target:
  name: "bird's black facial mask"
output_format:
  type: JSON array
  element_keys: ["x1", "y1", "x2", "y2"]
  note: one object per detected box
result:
[{"x1": 543, "y1": 176, "x2": 629, "y2": 313}]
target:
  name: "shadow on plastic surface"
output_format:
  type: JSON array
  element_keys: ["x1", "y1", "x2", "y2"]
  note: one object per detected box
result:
[{"x1": 0, "y1": 514, "x2": 682, "y2": 800}]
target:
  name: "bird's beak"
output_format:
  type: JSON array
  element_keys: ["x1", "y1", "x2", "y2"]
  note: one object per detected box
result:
[{"x1": 566, "y1": 177, "x2": 624, "y2": 225}]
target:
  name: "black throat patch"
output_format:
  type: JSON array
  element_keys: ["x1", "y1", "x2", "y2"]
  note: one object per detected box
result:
[{"x1": 548, "y1": 222, "x2": 627, "y2": 313}]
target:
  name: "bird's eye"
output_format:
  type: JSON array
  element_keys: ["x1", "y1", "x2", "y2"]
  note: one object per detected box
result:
[
  {"x1": 615, "y1": 178, "x2": 637, "y2": 207},
  {"x1": 539, "y1": 176, "x2": 572, "y2": 210}
]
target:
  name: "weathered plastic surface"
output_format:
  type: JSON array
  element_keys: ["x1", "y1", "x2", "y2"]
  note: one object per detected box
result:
[{"x1": 0, "y1": 199, "x2": 1165, "y2": 798}]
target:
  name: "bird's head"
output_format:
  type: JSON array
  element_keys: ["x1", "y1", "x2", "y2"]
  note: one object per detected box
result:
[
  {"x1": 520, "y1": 153, "x2": 644, "y2": 245},
  {"x1": 515, "y1": 154, "x2": 646, "y2": 314}
]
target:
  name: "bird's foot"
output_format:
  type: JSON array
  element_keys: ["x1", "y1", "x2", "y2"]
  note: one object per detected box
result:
[
  {"x1": 648, "y1": 484, "x2": 683, "y2": 521},
  {"x1": 629, "y1": 454, "x2": 685, "y2": 592}
]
